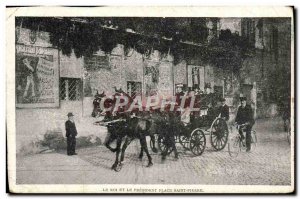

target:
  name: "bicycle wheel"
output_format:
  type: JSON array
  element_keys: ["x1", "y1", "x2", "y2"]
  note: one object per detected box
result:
[
  {"x1": 210, "y1": 118, "x2": 229, "y2": 151},
  {"x1": 228, "y1": 136, "x2": 240, "y2": 157},
  {"x1": 251, "y1": 130, "x2": 257, "y2": 151}
]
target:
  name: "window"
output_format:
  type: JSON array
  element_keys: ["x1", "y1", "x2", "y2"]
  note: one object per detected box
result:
[
  {"x1": 84, "y1": 55, "x2": 110, "y2": 71},
  {"x1": 60, "y1": 78, "x2": 82, "y2": 101},
  {"x1": 241, "y1": 19, "x2": 255, "y2": 47}
]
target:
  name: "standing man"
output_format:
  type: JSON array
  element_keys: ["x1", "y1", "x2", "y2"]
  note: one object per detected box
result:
[
  {"x1": 235, "y1": 96, "x2": 255, "y2": 152},
  {"x1": 65, "y1": 112, "x2": 78, "y2": 156},
  {"x1": 218, "y1": 97, "x2": 229, "y2": 121}
]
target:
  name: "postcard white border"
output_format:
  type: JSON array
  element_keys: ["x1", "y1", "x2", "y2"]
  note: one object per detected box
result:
[{"x1": 6, "y1": 6, "x2": 294, "y2": 194}]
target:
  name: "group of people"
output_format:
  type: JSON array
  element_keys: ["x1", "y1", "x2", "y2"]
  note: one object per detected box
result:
[{"x1": 65, "y1": 87, "x2": 255, "y2": 156}]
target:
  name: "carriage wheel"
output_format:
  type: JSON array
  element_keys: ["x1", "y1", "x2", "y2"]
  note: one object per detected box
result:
[
  {"x1": 228, "y1": 136, "x2": 240, "y2": 157},
  {"x1": 158, "y1": 135, "x2": 173, "y2": 155},
  {"x1": 251, "y1": 130, "x2": 257, "y2": 151},
  {"x1": 179, "y1": 135, "x2": 190, "y2": 150},
  {"x1": 189, "y1": 129, "x2": 206, "y2": 156},
  {"x1": 210, "y1": 118, "x2": 229, "y2": 151}
]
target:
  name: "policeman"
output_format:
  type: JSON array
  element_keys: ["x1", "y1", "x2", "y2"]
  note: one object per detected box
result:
[
  {"x1": 65, "y1": 112, "x2": 78, "y2": 155},
  {"x1": 235, "y1": 96, "x2": 255, "y2": 152}
]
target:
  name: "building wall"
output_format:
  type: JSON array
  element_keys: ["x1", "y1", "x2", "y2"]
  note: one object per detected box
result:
[
  {"x1": 239, "y1": 18, "x2": 291, "y2": 118},
  {"x1": 174, "y1": 60, "x2": 187, "y2": 85},
  {"x1": 16, "y1": 27, "x2": 97, "y2": 153},
  {"x1": 15, "y1": 27, "x2": 178, "y2": 152},
  {"x1": 15, "y1": 25, "x2": 235, "y2": 153}
]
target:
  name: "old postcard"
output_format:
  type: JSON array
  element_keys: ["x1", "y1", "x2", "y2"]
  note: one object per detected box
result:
[{"x1": 6, "y1": 6, "x2": 294, "y2": 194}]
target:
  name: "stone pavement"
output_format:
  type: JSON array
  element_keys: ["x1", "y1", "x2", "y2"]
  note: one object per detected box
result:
[{"x1": 16, "y1": 117, "x2": 292, "y2": 185}]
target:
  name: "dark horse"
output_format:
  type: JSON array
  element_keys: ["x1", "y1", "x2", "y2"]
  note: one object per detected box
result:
[
  {"x1": 104, "y1": 114, "x2": 155, "y2": 171},
  {"x1": 98, "y1": 89, "x2": 158, "y2": 171},
  {"x1": 91, "y1": 90, "x2": 106, "y2": 117},
  {"x1": 154, "y1": 111, "x2": 179, "y2": 161}
]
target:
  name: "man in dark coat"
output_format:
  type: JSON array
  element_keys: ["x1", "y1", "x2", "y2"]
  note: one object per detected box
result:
[
  {"x1": 235, "y1": 97, "x2": 255, "y2": 152},
  {"x1": 65, "y1": 112, "x2": 78, "y2": 155},
  {"x1": 218, "y1": 97, "x2": 229, "y2": 121},
  {"x1": 175, "y1": 84, "x2": 185, "y2": 108}
]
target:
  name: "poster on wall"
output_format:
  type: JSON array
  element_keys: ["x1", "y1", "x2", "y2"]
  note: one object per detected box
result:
[
  {"x1": 144, "y1": 62, "x2": 159, "y2": 96},
  {"x1": 16, "y1": 44, "x2": 59, "y2": 108},
  {"x1": 188, "y1": 65, "x2": 204, "y2": 91},
  {"x1": 158, "y1": 62, "x2": 173, "y2": 96}
]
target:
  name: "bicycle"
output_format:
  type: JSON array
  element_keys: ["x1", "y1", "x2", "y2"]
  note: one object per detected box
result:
[{"x1": 228, "y1": 123, "x2": 257, "y2": 157}]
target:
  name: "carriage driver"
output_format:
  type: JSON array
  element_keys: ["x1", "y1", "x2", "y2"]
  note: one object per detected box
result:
[
  {"x1": 235, "y1": 96, "x2": 255, "y2": 152},
  {"x1": 218, "y1": 97, "x2": 229, "y2": 121}
]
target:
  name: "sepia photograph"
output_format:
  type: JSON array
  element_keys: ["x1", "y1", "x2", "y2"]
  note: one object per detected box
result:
[{"x1": 6, "y1": 6, "x2": 294, "y2": 194}]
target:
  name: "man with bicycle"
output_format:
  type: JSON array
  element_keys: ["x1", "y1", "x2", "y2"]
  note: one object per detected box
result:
[{"x1": 235, "y1": 96, "x2": 255, "y2": 152}]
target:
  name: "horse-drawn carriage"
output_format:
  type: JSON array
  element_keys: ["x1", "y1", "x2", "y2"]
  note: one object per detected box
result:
[
  {"x1": 150, "y1": 104, "x2": 229, "y2": 158},
  {"x1": 93, "y1": 90, "x2": 229, "y2": 171}
]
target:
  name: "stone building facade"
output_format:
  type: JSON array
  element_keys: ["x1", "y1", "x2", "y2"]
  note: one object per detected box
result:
[
  {"x1": 15, "y1": 23, "x2": 229, "y2": 153},
  {"x1": 239, "y1": 18, "x2": 292, "y2": 118},
  {"x1": 16, "y1": 17, "x2": 291, "y2": 153}
]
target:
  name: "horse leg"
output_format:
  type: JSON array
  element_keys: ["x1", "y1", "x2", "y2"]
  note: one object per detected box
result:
[
  {"x1": 120, "y1": 137, "x2": 131, "y2": 163},
  {"x1": 105, "y1": 136, "x2": 117, "y2": 153},
  {"x1": 140, "y1": 136, "x2": 153, "y2": 167},
  {"x1": 171, "y1": 135, "x2": 179, "y2": 159},
  {"x1": 104, "y1": 130, "x2": 118, "y2": 153},
  {"x1": 161, "y1": 132, "x2": 170, "y2": 161},
  {"x1": 150, "y1": 134, "x2": 158, "y2": 153},
  {"x1": 139, "y1": 145, "x2": 144, "y2": 160},
  {"x1": 111, "y1": 137, "x2": 122, "y2": 170},
  {"x1": 161, "y1": 135, "x2": 167, "y2": 161}
]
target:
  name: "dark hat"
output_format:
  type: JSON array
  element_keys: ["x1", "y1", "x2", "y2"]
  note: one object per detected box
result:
[
  {"x1": 67, "y1": 112, "x2": 74, "y2": 117},
  {"x1": 220, "y1": 97, "x2": 226, "y2": 102},
  {"x1": 204, "y1": 83, "x2": 211, "y2": 89},
  {"x1": 240, "y1": 96, "x2": 247, "y2": 101}
]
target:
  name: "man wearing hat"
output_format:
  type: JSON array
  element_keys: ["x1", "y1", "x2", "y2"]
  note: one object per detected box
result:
[
  {"x1": 175, "y1": 84, "x2": 184, "y2": 108},
  {"x1": 218, "y1": 97, "x2": 229, "y2": 121},
  {"x1": 235, "y1": 96, "x2": 255, "y2": 152},
  {"x1": 65, "y1": 112, "x2": 78, "y2": 155}
]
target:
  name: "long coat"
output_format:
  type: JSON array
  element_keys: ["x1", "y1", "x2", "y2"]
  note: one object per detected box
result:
[
  {"x1": 235, "y1": 104, "x2": 255, "y2": 126},
  {"x1": 219, "y1": 104, "x2": 230, "y2": 121},
  {"x1": 65, "y1": 120, "x2": 78, "y2": 137}
]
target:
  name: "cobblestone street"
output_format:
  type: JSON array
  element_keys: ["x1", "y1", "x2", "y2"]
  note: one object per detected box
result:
[{"x1": 17, "y1": 117, "x2": 292, "y2": 185}]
